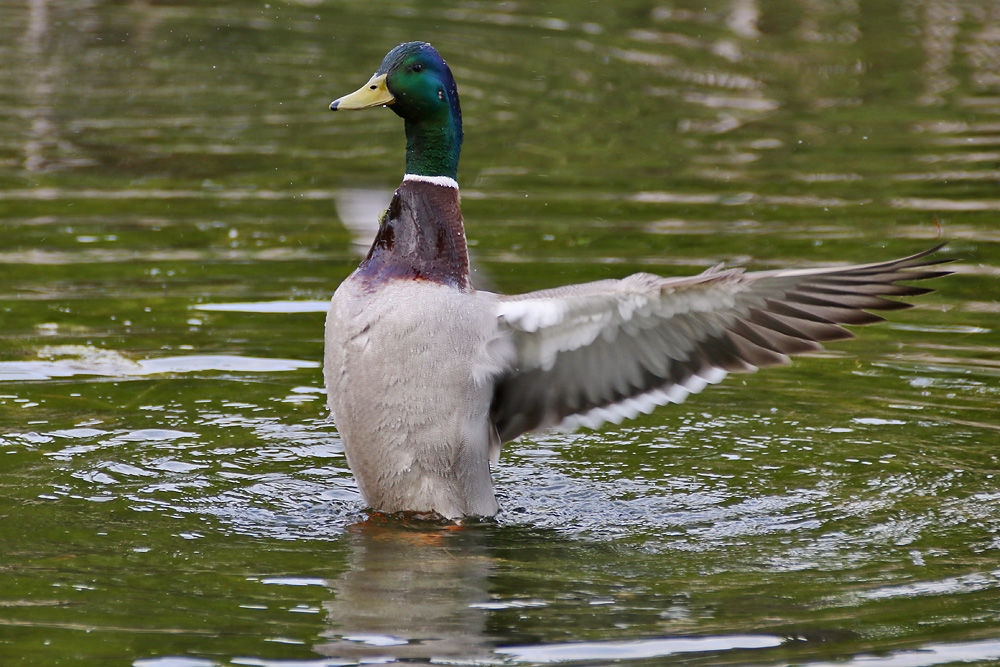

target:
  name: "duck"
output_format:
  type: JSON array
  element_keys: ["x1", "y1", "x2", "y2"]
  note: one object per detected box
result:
[{"x1": 324, "y1": 41, "x2": 950, "y2": 520}]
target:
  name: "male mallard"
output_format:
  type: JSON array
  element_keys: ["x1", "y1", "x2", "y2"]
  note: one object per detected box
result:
[{"x1": 325, "y1": 42, "x2": 949, "y2": 519}]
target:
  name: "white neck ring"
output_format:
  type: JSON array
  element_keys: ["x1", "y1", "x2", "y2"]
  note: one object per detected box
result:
[{"x1": 403, "y1": 173, "x2": 459, "y2": 189}]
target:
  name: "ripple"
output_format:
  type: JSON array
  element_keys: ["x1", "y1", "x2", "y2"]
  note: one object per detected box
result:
[
  {"x1": 193, "y1": 300, "x2": 328, "y2": 313},
  {"x1": 793, "y1": 638, "x2": 1000, "y2": 667},
  {"x1": 890, "y1": 197, "x2": 1000, "y2": 211},
  {"x1": 0, "y1": 346, "x2": 318, "y2": 381},
  {"x1": 258, "y1": 577, "x2": 328, "y2": 587},
  {"x1": 842, "y1": 568, "x2": 1000, "y2": 603},
  {"x1": 133, "y1": 659, "x2": 218, "y2": 667},
  {"x1": 495, "y1": 634, "x2": 784, "y2": 662}
]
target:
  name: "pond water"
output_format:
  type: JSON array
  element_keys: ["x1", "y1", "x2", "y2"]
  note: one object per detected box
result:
[{"x1": 1, "y1": 1, "x2": 999, "y2": 665}]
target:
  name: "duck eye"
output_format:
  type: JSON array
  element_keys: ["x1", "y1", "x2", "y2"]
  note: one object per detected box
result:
[{"x1": 411, "y1": 63, "x2": 423, "y2": 73}]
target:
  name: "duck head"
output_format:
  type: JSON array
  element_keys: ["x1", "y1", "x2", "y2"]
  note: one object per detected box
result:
[{"x1": 331, "y1": 42, "x2": 463, "y2": 181}]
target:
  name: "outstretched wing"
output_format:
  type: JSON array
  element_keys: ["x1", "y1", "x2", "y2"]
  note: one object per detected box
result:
[{"x1": 490, "y1": 245, "x2": 951, "y2": 443}]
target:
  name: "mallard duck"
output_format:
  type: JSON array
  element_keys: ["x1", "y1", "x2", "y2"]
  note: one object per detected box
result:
[{"x1": 324, "y1": 42, "x2": 949, "y2": 519}]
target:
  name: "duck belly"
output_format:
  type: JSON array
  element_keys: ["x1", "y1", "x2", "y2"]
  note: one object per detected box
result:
[{"x1": 324, "y1": 278, "x2": 510, "y2": 518}]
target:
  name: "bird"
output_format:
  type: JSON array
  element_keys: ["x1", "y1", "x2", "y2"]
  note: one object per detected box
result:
[{"x1": 324, "y1": 41, "x2": 950, "y2": 520}]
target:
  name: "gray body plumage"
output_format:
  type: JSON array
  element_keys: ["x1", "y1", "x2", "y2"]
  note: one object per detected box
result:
[{"x1": 325, "y1": 277, "x2": 510, "y2": 518}]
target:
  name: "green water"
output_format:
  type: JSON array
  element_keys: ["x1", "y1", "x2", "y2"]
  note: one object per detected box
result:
[{"x1": 1, "y1": 1, "x2": 998, "y2": 665}]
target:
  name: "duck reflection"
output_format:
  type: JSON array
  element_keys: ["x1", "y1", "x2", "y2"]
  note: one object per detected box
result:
[
  {"x1": 333, "y1": 188, "x2": 393, "y2": 257},
  {"x1": 315, "y1": 517, "x2": 497, "y2": 661}
]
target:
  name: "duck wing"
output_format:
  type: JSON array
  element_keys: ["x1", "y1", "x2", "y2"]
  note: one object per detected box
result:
[{"x1": 490, "y1": 245, "x2": 951, "y2": 443}]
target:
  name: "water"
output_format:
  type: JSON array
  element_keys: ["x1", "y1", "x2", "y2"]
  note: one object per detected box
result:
[{"x1": 1, "y1": 1, "x2": 998, "y2": 665}]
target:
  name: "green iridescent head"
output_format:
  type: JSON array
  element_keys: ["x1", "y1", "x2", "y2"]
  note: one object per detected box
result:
[{"x1": 331, "y1": 42, "x2": 463, "y2": 181}]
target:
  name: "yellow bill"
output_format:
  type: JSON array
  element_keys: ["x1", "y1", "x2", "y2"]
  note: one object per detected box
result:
[{"x1": 330, "y1": 73, "x2": 394, "y2": 111}]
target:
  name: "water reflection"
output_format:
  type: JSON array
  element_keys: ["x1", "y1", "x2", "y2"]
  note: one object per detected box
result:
[
  {"x1": 332, "y1": 188, "x2": 392, "y2": 256},
  {"x1": 313, "y1": 520, "x2": 787, "y2": 664},
  {"x1": 316, "y1": 520, "x2": 497, "y2": 661},
  {"x1": 19, "y1": 0, "x2": 96, "y2": 172}
]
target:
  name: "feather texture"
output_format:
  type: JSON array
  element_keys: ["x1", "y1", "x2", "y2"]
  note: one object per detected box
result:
[{"x1": 491, "y1": 245, "x2": 950, "y2": 442}]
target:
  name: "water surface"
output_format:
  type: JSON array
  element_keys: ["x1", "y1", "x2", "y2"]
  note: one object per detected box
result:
[{"x1": 1, "y1": 1, "x2": 998, "y2": 666}]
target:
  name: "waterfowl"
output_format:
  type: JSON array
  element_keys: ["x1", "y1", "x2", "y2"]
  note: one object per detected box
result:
[{"x1": 324, "y1": 42, "x2": 950, "y2": 520}]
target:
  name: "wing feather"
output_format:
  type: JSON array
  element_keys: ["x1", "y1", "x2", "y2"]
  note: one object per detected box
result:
[{"x1": 491, "y1": 244, "x2": 950, "y2": 443}]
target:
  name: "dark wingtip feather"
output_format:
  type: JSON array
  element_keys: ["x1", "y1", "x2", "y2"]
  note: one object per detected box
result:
[{"x1": 748, "y1": 308, "x2": 856, "y2": 342}]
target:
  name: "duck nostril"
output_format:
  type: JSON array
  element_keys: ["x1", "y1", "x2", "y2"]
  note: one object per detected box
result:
[{"x1": 370, "y1": 85, "x2": 377, "y2": 90}]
